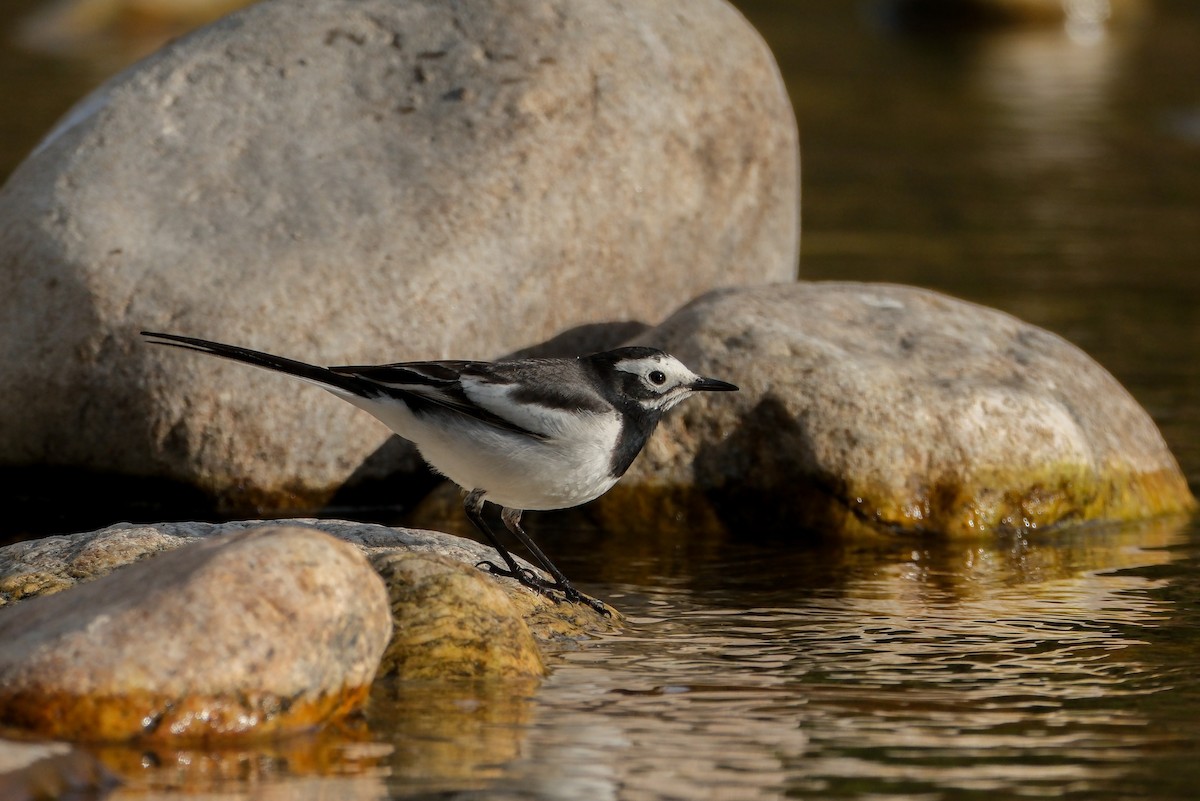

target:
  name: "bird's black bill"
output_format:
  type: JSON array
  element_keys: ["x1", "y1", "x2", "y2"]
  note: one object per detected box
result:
[{"x1": 692, "y1": 376, "x2": 739, "y2": 392}]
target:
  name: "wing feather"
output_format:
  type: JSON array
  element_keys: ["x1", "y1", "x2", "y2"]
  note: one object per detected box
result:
[{"x1": 329, "y1": 361, "x2": 549, "y2": 439}]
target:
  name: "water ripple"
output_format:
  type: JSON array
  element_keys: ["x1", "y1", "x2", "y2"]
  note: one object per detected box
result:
[{"x1": 465, "y1": 520, "x2": 1200, "y2": 801}]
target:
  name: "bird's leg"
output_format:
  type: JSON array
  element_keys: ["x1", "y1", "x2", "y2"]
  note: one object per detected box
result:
[
  {"x1": 500, "y1": 507, "x2": 611, "y2": 617},
  {"x1": 463, "y1": 489, "x2": 559, "y2": 598}
]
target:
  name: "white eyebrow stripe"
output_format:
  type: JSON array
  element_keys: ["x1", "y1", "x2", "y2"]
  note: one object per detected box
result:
[{"x1": 614, "y1": 356, "x2": 666, "y2": 374}]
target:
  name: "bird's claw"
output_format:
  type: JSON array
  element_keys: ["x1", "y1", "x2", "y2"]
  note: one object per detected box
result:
[
  {"x1": 570, "y1": 590, "x2": 612, "y2": 618},
  {"x1": 476, "y1": 560, "x2": 562, "y2": 603},
  {"x1": 476, "y1": 559, "x2": 538, "y2": 584},
  {"x1": 476, "y1": 561, "x2": 610, "y2": 616}
]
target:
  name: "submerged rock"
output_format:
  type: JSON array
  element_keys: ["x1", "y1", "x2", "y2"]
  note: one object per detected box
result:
[
  {"x1": 608, "y1": 281, "x2": 1195, "y2": 538},
  {"x1": 0, "y1": 0, "x2": 798, "y2": 512},
  {"x1": 0, "y1": 526, "x2": 391, "y2": 741},
  {"x1": 0, "y1": 738, "x2": 117, "y2": 800}
]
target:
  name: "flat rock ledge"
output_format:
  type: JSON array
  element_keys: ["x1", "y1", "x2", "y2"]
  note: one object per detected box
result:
[
  {"x1": 0, "y1": 526, "x2": 392, "y2": 742},
  {"x1": 0, "y1": 520, "x2": 616, "y2": 741},
  {"x1": 603, "y1": 281, "x2": 1196, "y2": 538}
]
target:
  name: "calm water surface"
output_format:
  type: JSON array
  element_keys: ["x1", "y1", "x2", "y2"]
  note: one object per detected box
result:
[
  {"x1": 2, "y1": 1, "x2": 1199, "y2": 799},
  {"x1": 100, "y1": 518, "x2": 1200, "y2": 800}
]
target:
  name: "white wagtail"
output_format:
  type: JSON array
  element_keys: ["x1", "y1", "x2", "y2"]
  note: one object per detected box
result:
[{"x1": 141, "y1": 331, "x2": 738, "y2": 614}]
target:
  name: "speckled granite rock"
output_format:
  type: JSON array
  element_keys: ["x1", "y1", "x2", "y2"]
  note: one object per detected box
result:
[
  {"x1": 0, "y1": 526, "x2": 391, "y2": 741},
  {"x1": 0, "y1": 520, "x2": 615, "y2": 692},
  {"x1": 602, "y1": 281, "x2": 1195, "y2": 537},
  {"x1": 0, "y1": 0, "x2": 798, "y2": 511}
]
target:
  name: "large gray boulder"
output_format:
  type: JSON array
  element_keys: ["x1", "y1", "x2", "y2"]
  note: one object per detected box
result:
[
  {"x1": 0, "y1": 0, "x2": 798, "y2": 509},
  {"x1": 597, "y1": 282, "x2": 1195, "y2": 537}
]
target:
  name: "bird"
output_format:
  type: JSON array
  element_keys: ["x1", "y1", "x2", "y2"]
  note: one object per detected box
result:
[{"x1": 141, "y1": 331, "x2": 738, "y2": 614}]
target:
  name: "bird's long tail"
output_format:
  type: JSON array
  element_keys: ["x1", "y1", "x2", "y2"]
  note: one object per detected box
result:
[{"x1": 140, "y1": 331, "x2": 374, "y2": 398}]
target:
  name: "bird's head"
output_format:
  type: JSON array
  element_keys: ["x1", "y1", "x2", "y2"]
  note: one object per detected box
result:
[{"x1": 591, "y1": 347, "x2": 738, "y2": 413}]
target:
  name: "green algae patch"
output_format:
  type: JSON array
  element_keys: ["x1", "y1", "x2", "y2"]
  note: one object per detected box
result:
[{"x1": 849, "y1": 463, "x2": 1197, "y2": 538}]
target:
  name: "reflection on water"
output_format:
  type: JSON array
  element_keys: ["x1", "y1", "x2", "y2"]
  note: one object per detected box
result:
[
  {"x1": 97, "y1": 724, "x2": 391, "y2": 801},
  {"x1": 975, "y1": 25, "x2": 1125, "y2": 235},
  {"x1": 368, "y1": 679, "x2": 540, "y2": 792},
  {"x1": 89, "y1": 517, "x2": 1200, "y2": 800},
  {"x1": 486, "y1": 518, "x2": 1195, "y2": 800}
]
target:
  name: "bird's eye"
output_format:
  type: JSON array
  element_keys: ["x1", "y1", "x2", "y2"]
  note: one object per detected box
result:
[{"x1": 648, "y1": 370, "x2": 667, "y2": 386}]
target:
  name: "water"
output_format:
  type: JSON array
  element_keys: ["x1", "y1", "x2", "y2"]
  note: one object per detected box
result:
[
  {"x1": 3, "y1": 0, "x2": 1200, "y2": 799},
  {"x1": 524, "y1": 523, "x2": 1200, "y2": 800},
  {"x1": 94, "y1": 518, "x2": 1200, "y2": 800}
]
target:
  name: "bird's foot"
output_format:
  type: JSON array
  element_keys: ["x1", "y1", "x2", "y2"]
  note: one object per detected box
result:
[
  {"x1": 476, "y1": 560, "x2": 561, "y2": 600},
  {"x1": 476, "y1": 561, "x2": 611, "y2": 617},
  {"x1": 560, "y1": 584, "x2": 612, "y2": 617}
]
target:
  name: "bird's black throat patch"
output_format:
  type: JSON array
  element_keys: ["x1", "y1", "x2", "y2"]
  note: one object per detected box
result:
[{"x1": 608, "y1": 405, "x2": 660, "y2": 478}]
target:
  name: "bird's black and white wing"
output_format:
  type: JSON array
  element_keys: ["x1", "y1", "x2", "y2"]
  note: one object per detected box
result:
[
  {"x1": 462, "y1": 360, "x2": 615, "y2": 439},
  {"x1": 331, "y1": 360, "x2": 555, "y2": 439},
  {"x1": 332, "y1": 358, "x2": 614, "y2": 440}
]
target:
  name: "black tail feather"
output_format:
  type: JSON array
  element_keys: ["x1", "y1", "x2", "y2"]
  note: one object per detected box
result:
[{"x1": 140, "y1": 331, "x2": 374, "y2": 397}]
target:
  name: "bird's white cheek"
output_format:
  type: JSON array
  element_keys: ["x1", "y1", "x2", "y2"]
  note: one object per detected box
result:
[{"x1": 646, "y1": 389, "x2": 691, "y2": 413}]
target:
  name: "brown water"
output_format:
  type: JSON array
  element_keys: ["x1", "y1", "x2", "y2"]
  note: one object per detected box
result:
[
  {"x1": 3, "y1": 1, "x2": 1200, "y2": 799},
  {"x1": 81, "y1": 518, "x2": 1200, "y2": 800}
]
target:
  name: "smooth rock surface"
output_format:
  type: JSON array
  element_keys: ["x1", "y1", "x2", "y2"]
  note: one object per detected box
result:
[
  {"x1": 0, "y1": 0, "x2": 798, "y2": 510},
  {"x1": 0, "y1": 526, "x2": 392, "y2": 741},
  {"x1": 0, "y1": 520, "x2": 616, "y2": 676},
  {"x1": 604, "y1": 281, "x2": 1196, "y2": 537}
]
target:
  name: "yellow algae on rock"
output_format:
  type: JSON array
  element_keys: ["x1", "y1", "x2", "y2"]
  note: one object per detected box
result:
[
  {"x1": 372, "y1": 552, "x2": 552, "y2": 680},
  {"x1": 372, "y1": 551, "x2": 619, "y2": 681}
]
